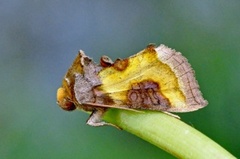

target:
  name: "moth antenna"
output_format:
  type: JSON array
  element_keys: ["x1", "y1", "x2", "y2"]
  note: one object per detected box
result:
[
  {"x1": 162, "y1": 111, "x2": 180, "y2": 119},
  {"x1": 83, "y1": 102, "x2": 143, "y2": 113}
]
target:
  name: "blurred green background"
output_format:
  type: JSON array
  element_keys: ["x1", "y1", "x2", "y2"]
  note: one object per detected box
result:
[{"x1": 1, "y1": 1, "x2": 239, "y2": 159}]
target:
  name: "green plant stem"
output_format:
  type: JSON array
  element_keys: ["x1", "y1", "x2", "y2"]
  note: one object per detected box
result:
[{"x1": 102, "y1": 109, "x2": 236, "y2": 159}]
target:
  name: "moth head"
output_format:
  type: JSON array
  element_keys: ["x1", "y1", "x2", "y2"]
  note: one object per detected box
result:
[{"x1": 56, "y1": 84, "x2": 76, "y2": 111}]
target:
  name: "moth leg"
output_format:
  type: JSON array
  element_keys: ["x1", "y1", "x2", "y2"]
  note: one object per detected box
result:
[
  {"x1": 162, "y1": 111, "x2": 180, "y2": 119},
  {"x1": 86, "y1": 109, "x2": 121, "y2": 129}
]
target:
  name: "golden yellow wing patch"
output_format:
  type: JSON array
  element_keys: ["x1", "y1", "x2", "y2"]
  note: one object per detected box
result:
[{"x1": 95, "y1": 44, "x2": 207, "y2": 112}]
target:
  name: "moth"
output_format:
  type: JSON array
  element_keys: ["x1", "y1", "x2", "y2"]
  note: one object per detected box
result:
[{"x1": 56, "y1": 44, "x2": 208, "y2": 127}]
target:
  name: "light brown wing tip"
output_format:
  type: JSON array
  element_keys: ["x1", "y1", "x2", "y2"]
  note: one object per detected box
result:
[{"x1": 155, "y1": 44, "x2": 208, "y2": 112}]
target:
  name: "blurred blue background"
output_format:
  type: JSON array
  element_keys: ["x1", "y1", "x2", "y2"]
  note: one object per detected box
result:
[{"x1": 1, "y1": 1, "x2": 239, "y2": 158}]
